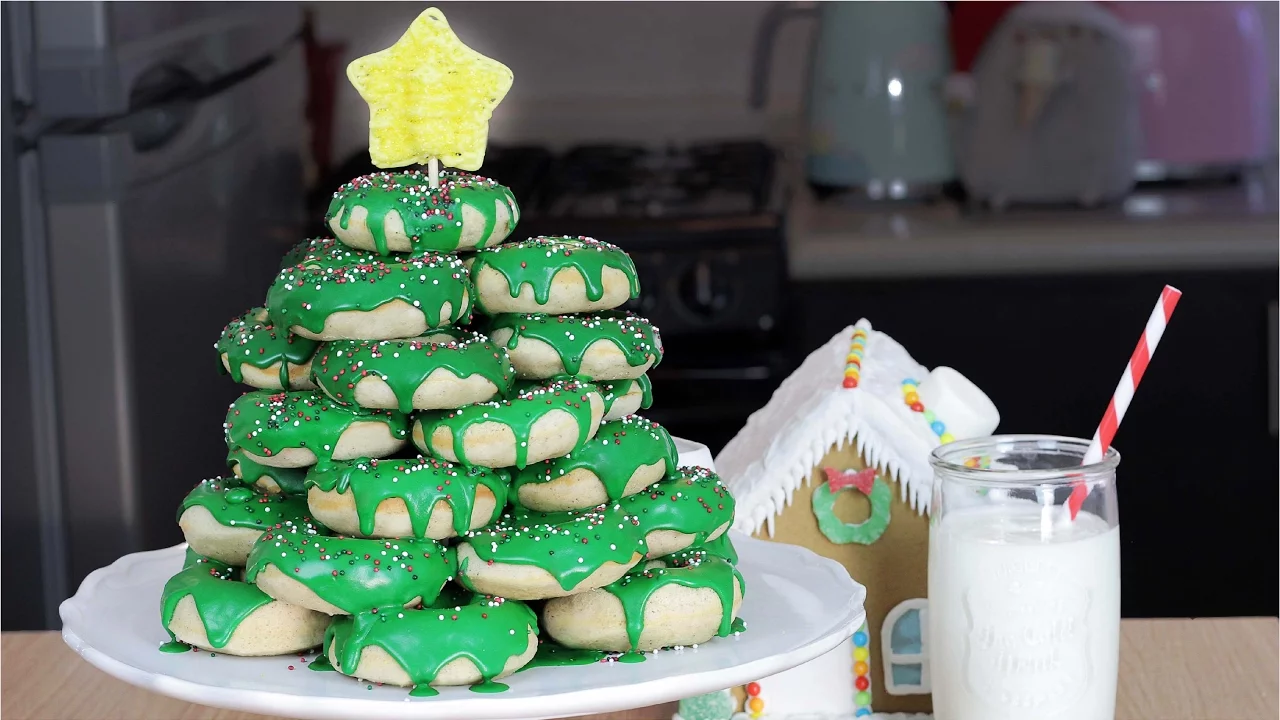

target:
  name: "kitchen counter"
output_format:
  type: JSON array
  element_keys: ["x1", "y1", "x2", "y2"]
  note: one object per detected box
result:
[
  {"x1": 3, "y1": 618, "x2": 1277, "y2": 719},
  {"x1": 787, "y1": 172, "x2": 1279, "y2": 280}
]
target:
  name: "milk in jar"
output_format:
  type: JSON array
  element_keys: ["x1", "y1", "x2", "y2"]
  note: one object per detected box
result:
[{"x1": 929, "y1": 504, "x2": 1120, "y2": 720}]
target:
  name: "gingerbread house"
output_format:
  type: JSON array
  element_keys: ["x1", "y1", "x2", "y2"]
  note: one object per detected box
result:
[{"x1": 678, "y1": 319, "x2": 999, "y2": 720}]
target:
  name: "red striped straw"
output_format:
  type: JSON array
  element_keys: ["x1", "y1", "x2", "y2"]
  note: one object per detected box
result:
[{"x1": 1067, "y1": 285, "x2": 1182, "y2": 519}]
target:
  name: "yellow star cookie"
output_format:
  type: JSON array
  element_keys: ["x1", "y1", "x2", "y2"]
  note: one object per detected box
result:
[{"x1": 347, "y1": 7, "x2": 513, "y2": 171}]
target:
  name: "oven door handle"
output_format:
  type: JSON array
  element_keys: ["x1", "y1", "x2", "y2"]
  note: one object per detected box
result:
[{"x1": 653, "y1": 366, "x2": 772, "y2": 381}]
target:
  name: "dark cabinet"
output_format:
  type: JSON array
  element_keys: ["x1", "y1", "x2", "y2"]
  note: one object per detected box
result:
[{"x1": 795, "y1": 270, "x2": 1279, "y2": 619}]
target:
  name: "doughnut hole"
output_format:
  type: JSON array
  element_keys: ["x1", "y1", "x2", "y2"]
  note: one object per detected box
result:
[
  {"x1": 327, "y1": 628, "x2": 537, "y2": 687},
  {"x1": 252, "y1": 564, "x2": 425, "y2": 616},
  {"x1": 516, "y1": 460, "x2": 665, "y2": 513},
  {"x1": 473, "y1": 265, "x2": 633, "y2": 315},
  {"x1": 306, "y1": 483, "x2": 500, "y2": 540},
  {"x1": 543, "y1": 576, "x2": 744, "y2": 652},
  {"x1": 455, "y1": 543, "x2": 642, "y2": 600},
  {"x1": 487, "y1": 331, "x2": 654, "y2": 381},
  {"x1": 167, "y1": 594, "x2": 329, "y2": 656},
  {"x1": 178, "y1": 506, "x2": 266, "y2": 566},
  {"x1": 220, "y1": 353, "x2": 315, "y2": 391}
]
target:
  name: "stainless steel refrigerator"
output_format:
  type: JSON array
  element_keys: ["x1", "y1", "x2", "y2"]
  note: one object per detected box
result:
[{"x1": 3, "y1": 1, "x2": 309, "y2": 629}]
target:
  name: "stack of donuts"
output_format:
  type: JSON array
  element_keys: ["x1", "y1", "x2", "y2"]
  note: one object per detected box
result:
[{"x1": 163, "y1": 169, "x2": 745, "y2": 696}]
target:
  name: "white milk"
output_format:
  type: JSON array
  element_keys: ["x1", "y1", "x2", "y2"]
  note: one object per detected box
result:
[{"x1": 929, "y1": 505, "x2": 1120, "y2": 720}]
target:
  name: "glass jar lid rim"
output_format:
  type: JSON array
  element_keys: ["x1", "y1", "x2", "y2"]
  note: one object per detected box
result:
[{"x1": 929, "y1": 434, "x2": 1120, "y2": 483}]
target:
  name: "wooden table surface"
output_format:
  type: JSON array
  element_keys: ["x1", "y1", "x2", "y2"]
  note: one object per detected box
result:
[{"x1": 3, "y1": 618, "x2": 1276, "y2": 720}]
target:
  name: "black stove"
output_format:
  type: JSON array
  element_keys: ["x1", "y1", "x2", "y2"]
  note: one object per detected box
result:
[{"x1": 487, "y1": 140, "x2": 793, "y2": 452}]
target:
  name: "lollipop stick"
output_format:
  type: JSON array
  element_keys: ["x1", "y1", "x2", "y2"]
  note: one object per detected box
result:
[{"x1": 428, "y1": 158, "x2": 440, "y2": 190}]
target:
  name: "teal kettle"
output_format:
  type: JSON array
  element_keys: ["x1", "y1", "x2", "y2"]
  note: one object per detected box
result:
[{"x1": 752, "y1": 1, "x2": 955, "y2": 198}]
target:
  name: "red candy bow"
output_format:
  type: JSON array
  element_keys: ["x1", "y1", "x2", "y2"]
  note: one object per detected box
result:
[{"x1": 824, "y1": 467, "x2": 876, "y2": 495}]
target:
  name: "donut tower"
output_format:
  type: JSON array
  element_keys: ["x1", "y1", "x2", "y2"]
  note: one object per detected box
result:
[{"x1": 159, "y1": 6, "x2": 743, "y2": 697}]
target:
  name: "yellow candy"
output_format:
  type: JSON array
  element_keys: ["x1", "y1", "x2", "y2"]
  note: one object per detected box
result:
[
  {"x1": 940, "y1": 432, "x2": 956, "y2": 443},
  {"x1": 853, "y1": 646, "x2": 869, "y2": 661},
  {"x1": 748, "y1": 697, "x2": 765, "y2": 713},
  {"x1": 347, "y1": 8, "x2": 513, "y2": 170}
]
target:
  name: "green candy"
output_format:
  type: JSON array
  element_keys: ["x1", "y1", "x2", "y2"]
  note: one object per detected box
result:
[
  {"x1": 325, "y1": 593, "x2": 538, "y2": 695},
  {"x1": 412, "y1": 379, "x2": 600, "y2": 469},
  {"x1": 325, "y1": 171, "x2": 519, "y2": 255},
  {"x1": 244, "y1": 531, "x2": 456, "y2": 614},
  {"x1": 160, "y1": 562, "x2": 275, "y2": 649},
  {"x1": 227, "y1": 449, "x2": 308, "y2": 496},
  {"x1": 223, "y1": 390, "x2": 408, "y2": 466},
  {"x1": 621, "y1": 466, "x2": 736, "y2": 547},
  {"x1": 489, "y1": 311, "x2": 662, "y2": 379},
  {"x1": 597, "y1": 375, "x2": 653, "y2": 419},
  {"x1": 266, "y1": 237, "x2": 471, "y2": 336},
  {"x1": 605, "y1": 549, "x2": 744, "y2": 650},
  {"x1": 215, "y1": 307, "x2": 318, "y2": 389},
  {"x1": 177, "y1": 476, "x2": 315, "y2": 532},
  {"x1": 513, "y1": 415, "x2": 677, "y2": 507},
  {"x1": 305, "y1": 456, "x2": 509, "y2": 539},
  {"x1": 313, "y1": 329, "x2": 515, "y2": 413},
  {"x1": 461, "y1": 504, "x2": 646, "y2": 593},
  {"x1": 469, "y1": 236, "x2": 639, "y2": 314}
]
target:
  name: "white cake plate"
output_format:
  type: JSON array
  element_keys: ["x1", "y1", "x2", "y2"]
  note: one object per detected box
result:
[{"x1": 60, "y1": 533, "x2": 865, "y2": 720}]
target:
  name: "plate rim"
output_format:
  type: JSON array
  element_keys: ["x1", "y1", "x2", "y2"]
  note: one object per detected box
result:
[{"x1": 60, "y1": 535, "x2": 866, "y2": 720}]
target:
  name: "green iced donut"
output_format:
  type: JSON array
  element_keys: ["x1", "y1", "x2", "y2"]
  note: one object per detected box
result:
[
  {"x1": 312, "y1": 329, "x2": 515, "y2": 413},
  {"x1": 326, "y1": 170, "x2": 519, "y2": 255},
  {"x1": 266, "y1": 237, "x2": 471, "y2": 341},
  {"x1": 620, "y1": 466, "x2": 736, "y2": 558},
  {"x1": 223, "y1": 390, "x2": 408, "y2": 468},
  {"x1": 488, "y1": 311, "x2": 663, "y2": 380},
  {"x1": 215, "y1": 307, "x2": 318, "y2": 390},
  {"x1": 469, "y1": 236, "x2": 639, "y2": 315}
]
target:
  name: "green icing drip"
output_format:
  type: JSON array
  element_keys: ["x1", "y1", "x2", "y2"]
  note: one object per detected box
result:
[
  {"x1": 325, "y1": 594, "x2": 538, "y2": 692},
  {"x1": 461, "y1": 504, "x2": 646, "y2": 592},
  {"x1": 690, "y1": 533, "x2": 739, "y2": 564},
  {"x1": 215, "y1": 307, "x2": 318, "y2": 387},
  {"x1": 470, "y1": 680, "x2": 508, "y2": 694},
  {"x1": 617, "y1": 651, "x2": 646, "y2": 663},
  {"x1": 519, "y1": 641, "x2": 609, "y2": 670},
  {"x1": 177, "y1": 476, "x2": 316, "y2": 532},
  {"x1": 409, "y1": 685, "x2": 439, "y2": 697},
  {"x1": 731, "y1": 617, "x2": 746, "y2": 633},
  {"x1": 314, "y1": 329, "x2": 514, "y2": 413},
  {"x1": 620, "y1": 466, "x2": 736, "y2": 546},
  {"x1": 309, "y1": 655, "x2": 336, "y2": 671},
  {"x1": 160, "y1": 563, "x2": 275, "y2": 648},
  {"x1": 244, "y1": 530, "x2": 456, "y2": 614},
  {"x1": 597, "y1": 375, "x2": 653, "y2": 416},
  {"x1": 490, "y1": 311, "x2": 662, "y2": 378},
  {"x1": 266, "y1": 237, "x2": 471, "y2": 335},
  {"x1": 228, "y1": 449, "x2": 308, "y2": 496},
  {"x1": 326, "y1": 171, "x2": 518, "y2": 255},
  {"x1": 606, "y1": 549, "x2": 744, "y2": 650},
  {"x1": 469, "y1": 236, "x2": 639, "y2": 314},
  {"x1": 305, "y1": 456, "x2": 509, "y2": 538},
  {"x1": 184, "y1": 547, "x2": 220, "y2": 569},
  {"x1": 413, "y1": 379, "x2": 600, "y2": 469},
  {"x1": 513, "y1": 415, "x2": 677, "y2": 504},
  {"x1": 224, "y1": 389, "x2": 408, "y2": 465},
  {"x1": 159, "y1": 640, "x2": 191, "y2": 653}
]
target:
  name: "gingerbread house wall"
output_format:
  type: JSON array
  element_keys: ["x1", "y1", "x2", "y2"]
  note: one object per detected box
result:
[{"x1": 754, "y1": 441, "x2": 931, "y2": 715}]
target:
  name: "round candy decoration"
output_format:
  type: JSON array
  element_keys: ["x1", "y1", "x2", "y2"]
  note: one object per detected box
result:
[
  {"x1": 412, "y1": 379, "x2": 604, "y2": 469},
  {"x1": 468, "y1": 236, "x2": 639, "y2": 316},
  {"x1": 325, "y1": 593, "x2": 538, "y2": 695},
  {"x1": 223, "y1": 390, "x2": 408, "y2": 469},
  {"x1": 810, "y1": 467, "x2": 891, "y2": 545},
  {"x1": 512, "y1": 415, "x2": 678, "y2": 512},
  {"x1": 305, "y1": 455, "x2": 509, "y2": 540},
  {"x1": 161, "y1": 558, "x2": 329, "y2": 657},
  {"x1": 177, "y1": 476, "x2": 319, "y2": 566},
  {"x1": 326, "y1": 170, "x2": 519, "y2": 255},
  {"x1": 487, "y1": 311, "x2": 662, "y2": 381},
  {"x1": 216, "y1": 307, "x2": 318, "y2": 390},
  {"x1": 266, "y1": 237, "x2": 471, "y2": 341},
  {"x1": 312, "y1": 329, "x2": 514, "y2": 413},
  {"x1": 245, "y1": 530, "x2": 456, "y2": 616},
  {"x1": 456, "y1": 504, "x2": 646, "y2": 600},
  {"x1": 621, "y1": 466, "x2": 736, "y2": 558}
]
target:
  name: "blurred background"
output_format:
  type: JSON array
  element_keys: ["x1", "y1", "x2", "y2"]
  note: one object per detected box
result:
[{"x1": 3, "y1": 1, "x2": 1276, "y2": 630}]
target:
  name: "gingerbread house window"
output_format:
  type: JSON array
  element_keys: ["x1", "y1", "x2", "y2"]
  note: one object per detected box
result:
[{"x1": 881, "y1": 598, "x2": 930, "y2": 695}]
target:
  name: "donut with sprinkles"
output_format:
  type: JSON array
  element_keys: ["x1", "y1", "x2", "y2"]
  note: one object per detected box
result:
[
  {"x1": 621, "y1": 466, "x2": 736, "y2": 558},
  {"x1": 216, "y1": 307, "x2": 318, "y2": 390},
  {"x1": 487, "y1": 311, "x2": 662, "y2": 381},
  {"x1": 176, "y1": 475, "x2": 318, "y2": 565},
  {"x1": 223, "y1": 389, "x2": 408, "y2": 469},
  {"x1": 326, "y1": 170, "x2": 519, "y2": 255},
  {"x1": 468, "y1": 236, "x2": 639, "y2": 316}
]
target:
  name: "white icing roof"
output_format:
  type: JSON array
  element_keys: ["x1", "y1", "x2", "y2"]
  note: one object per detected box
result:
[{"x1": 717, "y1": 319, "x2": 945, "y2": 536}]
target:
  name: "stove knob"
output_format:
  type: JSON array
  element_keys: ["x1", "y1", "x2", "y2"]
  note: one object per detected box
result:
[{"x1": 675, "y1": 259, "x2": 733, "y2": 321}]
